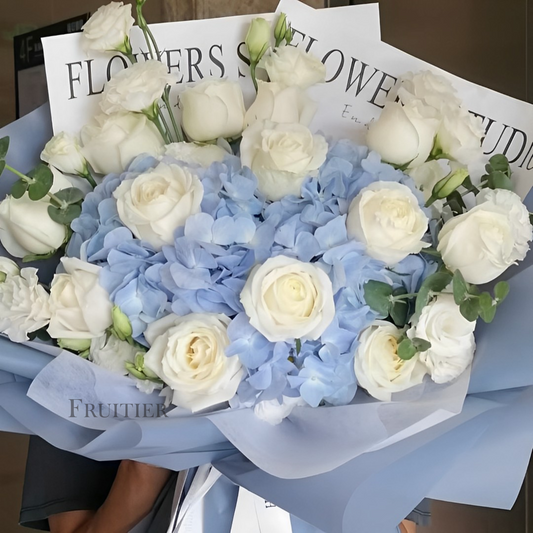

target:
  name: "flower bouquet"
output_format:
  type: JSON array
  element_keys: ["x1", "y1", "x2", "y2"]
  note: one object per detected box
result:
[{"x1": 1, "y1": 1, "x2": 533, "y2": 531}]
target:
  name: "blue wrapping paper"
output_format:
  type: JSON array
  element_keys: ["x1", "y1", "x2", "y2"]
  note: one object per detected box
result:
[{"x1": 1, "y1": 106, "x2": 533, "y2": 533}]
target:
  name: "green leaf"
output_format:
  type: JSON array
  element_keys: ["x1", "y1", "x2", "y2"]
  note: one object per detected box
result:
[
  {"x1": 412, "y1": 337, "x2": 431, "y2": 352},
  {"x1": 488, "y1": 154, "x2": 511, "y2": 176},
  {"x1": 47, "y1": 204, "x2": 82, "y2": 225},
  {"x1": 462, "y1": 175, "x2": 480, "y2": 195},
  {"x1": 0, "y1": 160, "x2": 5, "y2": 177},
  {"x1": 11, "y1": 179, "x2": 28, "y2": 199},
  {"x1": 446, "y1": 190, "x2": 466, "y2": 215},
  {"x1": 459, "y1": 297, "x2": 480, "y2": 322},
  {"x1": 27, "y1": 164, "x2": 53, "y2": 201},
  {"x1": 22, "y1": 250, "x2": 57, "y2": 263},
  {"x1": 53, "y1": 187, "x2": 85, "y2": 205},
  {"x1": 0, "y1": 137, "x2": 9, "y2": 160},
  {"x1": 452, "y1": 270, "x2": 468, "y2": 305},
  {"x1": 415, "y1": 271, "x2": 453, "y2": 319},
  {"x1": 390, "y1": 287, "x2": 409, "y2": 327},
  {"x1": 397, "y1": 338, "x2": 417, "y2": 361},
  {"x1": 478, "y1": 292, "x2": 497, "y2": 323},
  {"x1": 363, "y1": 280, "x2": 393, "y2": 316},
  {"x1": 494, "y1": 281, "x2": 510, "y2": 304},
  {"x1": 488, "y1": 170, "x2": 513, "y2": 191}
]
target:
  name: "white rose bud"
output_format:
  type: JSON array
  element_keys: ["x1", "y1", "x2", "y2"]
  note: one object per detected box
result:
[
  {"x1": 438, "y1": 189, "x2": 532, "y2": 284},
  {"x1": 0, "y1": 195, "x2": 67, "y2": 259},
  {"x1": 113, "y1": 162, "x2": 203, "y2": 249},
  {"x1": 240, "y1": 120, "x2": 327, "y2": 201},
  {"x1": 81, "y1": 1, "x2": 134, "y2": 54},
  {"x1": 435, "y1": 106, "x2": 484, "y2": 165},
  {"x1": 100, "y1": 60, "x2": 174, "y2": 116},
  {"x1": 367, "y1": 101, "x2": 439, "y2": 167},
  {"x1": 0, "y1": 267, "x2": 50, "y2": 343},
  {"x1": 245, "y1": 18, "x2": 271, "y2": 63},
  {"x1": 41, "y1": 132, "x2": 88, "y2": 176},
  {"x1": 264, "y1": 46, "x2": 326, "y2": 90},
  {"x1": 354, "y1": 320, "x2": 427, "y2": 402},
  {"x1": 164, "y1": 142, "x2": 228, "y2": 168},
  {"x1": 48, "y1": 258, "x2": 113, "y2": 340},
  {"x1": 144, "y1": 313, "x2": 244, "y2": 412},
  {"x1": 346, "y1": 182, "x2": 430, "y2": 266},
  {"x1": 245, "y1": 81, "x2": 317, "y2": 127},
  {"x1": 81, "y1": 112, "x2": 164, "y2": 175},
  {"x1": 90, "y1": 334, "x2": 139, "y2": 375},
  {"x1": 408, "y1": 294, "x2": 476, "y2": 384},
  {"x1": 240, "y1": 255, "x2": 335, "y2": 343},
  {"x1": 180, "y1": 79, "x2": 246, "y2": 142}
]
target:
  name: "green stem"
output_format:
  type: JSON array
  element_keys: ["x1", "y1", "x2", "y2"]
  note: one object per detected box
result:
[
  {"x1": 162, "y1": 91, "x2": 184, "y2": 143},
  {"x1": 136, "y1": 5, "x2": 154, "y2": 59},
  {"x1": 157, "y1": 107, "x2": 174, "y2": 143},
  {"x1": 5, "y1": 164, "x2": 65, "y2": 208},
  {"x1": 79, "y1": 169, "x2": 97, "y2": 189},
  {"x1": 250, "y1": 62, "x2": 258, "y2": 92},
  {"x1": 390, "y1": 293, "x2": 418, "y2": 302},
  {"x1": 149, "y1": 114, "x2": 171, "y2": 144}
]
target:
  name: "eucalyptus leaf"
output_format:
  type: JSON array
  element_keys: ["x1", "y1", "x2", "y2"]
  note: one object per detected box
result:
[
  {"x1": 363, "y1": 280, "x2": 393, "y2": 316},
  {"x1": 452, "y1": 270, "x2": 468, "y2": 305},
  {"x1": 27, "y1": 164, "x2": 53, "y2": 201},
  {"x1": 412, "y1": 337, "x2": 431, "y2": 352},
  {"x1": 47, "y1": 204, "x2": 82, "y2": 225},
  {"x1": 459, "y1": 297, "x2": 480, "y2": 322},
  {"x1": 0, "y1": 137, "x2": 9, "y2": 160},
  {"x1": 494, "y1": 281, "x2": 510, "y2": 304},
  {"x1": 397, "y1": 338, "x2": 417, "y2": 361},
  {"x1": 0, "y1": 160, "x2": 5, "y2": 177},
  {"x1": 488, "y1": 154, "x2": 511, "y2": 176},
  {"x1": 11, "y1": 179, "x2": 27, "y2": 199},
  {"x1": 28, "y1": 180, "x2": 52, "y2": 201},
  {"x1": 479, "y1": 292, "x2": 497, "y2": 323},
  {"x1": 488, "y1": 170, "x2": 513, "y2": 191},
  {"x1": 415, "y1": 271, "x2": 453, "y2": 319},
  {"x1": 54, "y1": 187, "x2": 85, "y2": 205},
  {"x1": 390, "y1": 287, "x2": 409, "y2": 327}
]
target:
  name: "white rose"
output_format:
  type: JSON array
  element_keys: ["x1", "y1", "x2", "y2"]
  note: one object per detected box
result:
[
  {"x1": 144, "y1": 313, "x2": 243, "y2": 412},
  {"x1": 367, "y1": 101, "x2": 439, "y2": 167},
  {"x1": 240, "y1": 120, "x2": 327, "y2": 201},
  {"x1": 0, "y1": 195, "x2": 67, "y2": 259},
  {"x1": 0, "y1": 267, "x2": 50, "y2": 342},
  {"x1": 41, "y1": 132, "x2": 87, "y2": 176},
  {"x1": 346, "y1": 182, "x2": 430, "y2": 266},
  {"x1": 240, "y1": 255, "x2": 335, "y2": 343},
  {"x1": 164, "y1": 142, "x2": 228, "y2": 168},
  {"x1": 81, "y1": 112, "x2": 164, "y2": 175},
  {"x1": 245, "y1": 81, "x2": 317, "y2": 127},
  {"x1": 48, "y1": 258, "x2": 113, "y2": 340},
  {"x1": 113, "y1": 162, "x2": 203, "y2": 249},
  {"x1": 354, "y1": 320, "x2": 427, "y2": 402},
  {"x1": 100, "y1": 60, "x2": 174, "y2": 115},
  {"x1": 408, "y1": 294, "x2": 476, "y2": 384},
  {"x1": 254, "y1": 396, "x2": 306, "y2": 425},
  {"x1": 0, "y1": 257, "x2": 20, "y2": 279},
  {"x1": 264, "y1": 46, "x2": 326, "y2": 89},
  {"x1": 90, "y1": 334, "x2": 139, "y2": 375},
  {"x1": 398, "y1": 71, "x2": 462, "y2": 111},
  {"x1": 180, "y1": 80, "x2": 246, "y2": 142},
  {"x1": 438, "y1": 188, "x2": 532, "y2": 284},
  {"x1": 81, "y1": 1, "x2": 134, "y2": 54},
  {"x1": 436, "y1": 106, "x2": 484, "y2": 165}
]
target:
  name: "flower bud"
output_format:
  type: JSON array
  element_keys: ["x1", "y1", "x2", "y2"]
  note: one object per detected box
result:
[
  {"x1": 112, "y1": 305, "x2": 133, "y2": 340},
  {"x1": 284, "y1": 25, "x2": 293, "y2": 45},
  {"x1": 245, "y1": 18, "x2": 271, "y2": 64},
  {"x1": 429, "y1": 165, "x2": 469, "y2": 203},
  {"x1": 274, "y1": 13, "x2": 287, "y2": 45},
  {"x1": 58, "y1": 338, "x2": 92, "y2": 352}
]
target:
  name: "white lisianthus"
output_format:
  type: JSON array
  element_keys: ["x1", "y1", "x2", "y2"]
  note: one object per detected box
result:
[
  {"x1": 346, "y1": 182, "x2": 430, "y2": 266},
  {"x1": 354, "y1": 321, "x2": 427, "y2": 402},
  {"x1": 144, "y1": 313, "x2": 243, "y2": 412},
  {"x1": 245, "y1": 81, "x2": 317, "y2": 127},
  {"x1": 41, "y1": 132, "x2": 88, "y2": 176},
  {"x1": 90, "y1": 334, "x2": 139, "y2": 375},
  {"x1": 0, "y1": 195, "x2": 67, "y2": 259},
  {"x1": 438, "y1": 189, "x2": 532, "y2": 284},
  {"x1": 264, "y1": 46, "x2": 326, "y2": 89},
  {"x1": 408, "y1": 160, "x2": 448, "y2": 202},
  {"x1": 100, "y1": 60, "x2": 174, "y2": 115},
  {"x1": 408, "y1": 294, "x2": 476, "y2": 384},
  {"x1": 113, "y1": 162, "x2": 203, "y2": 249},
  {"x1": 81, "y1": 2, "x2": 134, "y2": 54},
  {"x1": 180, "y1": 80, "x2": 246, "y2": 142},
  {"x1": 240, "y1": 120, "x2": 327, "y2": 201},
  {"x1": 164, "y1": 142, "x2": 228, "y2": 168},
  {"x1": 48, "y1": 258, "x2": 113, "y2": 340},
  {"x1": 366, "y1": 101, "x2": 439, "y2": 167},
  {"x1": 435, "y1": 106, "x2": 485, "y2": 165},
  {"x1": 240, "y1": 255, "x2": 335, "y2": 343},
  {"x1": 81, "y1": 112, "x2": 164, "y2": 175},
  {"x1": 0, "y1": 257, "x2": 20, "y2": 279},
  {"x1": 0, "y1": 267, "x2": 50, "y2": 342},
  {"x1": 254, "y1": 396, "x2": 306, "y2": 425},
  {"x1": 398, "y1": 71, "x2": 462, "y2": 111}
]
